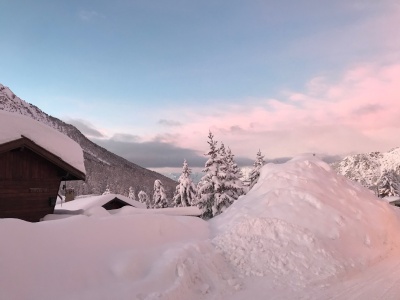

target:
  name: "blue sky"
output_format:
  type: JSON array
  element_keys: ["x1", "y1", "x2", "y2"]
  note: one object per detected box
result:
[{"x1": 1, "y1": 0, "x2": 400, "y2": 171}]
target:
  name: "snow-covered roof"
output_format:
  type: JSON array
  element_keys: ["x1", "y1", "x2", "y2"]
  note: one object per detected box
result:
[
  {"x1": 55, "y1": 194, "x2": 147, "y2": 211},
  {"x1": 383, "y1": 196, "x2": 400, "y2": 203},
  {"x1": 0, "y1": 110, "x2": 85, "y2": 175}
]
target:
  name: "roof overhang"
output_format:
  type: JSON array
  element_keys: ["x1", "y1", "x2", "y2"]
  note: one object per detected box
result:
[{"x1": 0, "y1": 136, "x2": 85, "y2": 181}]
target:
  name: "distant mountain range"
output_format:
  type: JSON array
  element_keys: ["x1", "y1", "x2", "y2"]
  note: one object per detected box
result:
[
  {"x1": 0, "y1": 83, "x2": 177, "y2": 199},
  {"x1": 331, "y1": 148, "x2": 400, "y2": 193}
]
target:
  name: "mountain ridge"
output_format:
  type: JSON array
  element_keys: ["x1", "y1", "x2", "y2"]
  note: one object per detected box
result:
[{"x1": 331, "y1": 147, "x2": 400, "y2": 192}]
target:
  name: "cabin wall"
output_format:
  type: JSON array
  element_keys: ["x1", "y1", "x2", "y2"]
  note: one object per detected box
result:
[{"x1": 0, "y1": 148, "x2": 64, "y2": 222}]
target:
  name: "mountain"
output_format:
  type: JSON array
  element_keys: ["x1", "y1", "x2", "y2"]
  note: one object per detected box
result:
[
  {"x1": 0, "y1": 83, "x2": 177, "y2": 199},
  {"x1": 331, "y1": 148, "x2": 400, "y2": 192}
]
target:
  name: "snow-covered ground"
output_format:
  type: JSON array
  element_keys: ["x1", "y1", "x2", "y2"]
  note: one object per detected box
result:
[
  {"x1": 55, "y1": 194, "x2": 147, "y2": 211},
  {"x1": 2, "y1": 156, "x2": 400, "y2": 299}
]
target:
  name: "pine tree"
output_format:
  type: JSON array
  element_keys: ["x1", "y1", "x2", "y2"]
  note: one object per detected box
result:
[
  {"x1": 377, "y1": 170, "x2": 399, "y2": 198},
  {"x1": 102, "y1": 185, "x2": 111, "y2": 195},
  {"x1": 225, "y1": 147, "x2": 245, "y2": 199},
  {"x1": 248, "y1": 149, "x2": 265, "y2": 190},
  {"x1": 173, "y1": 160, "x2": 197, "y2": 207},
  {"x1": 197, "y1": 131, "x2": 220, "y2": 219},
  {"x1": 213, "y1": 142, "x2": 236, "y2": 214},
  {"x1": 128, "y1": 186, "x2": 136, "y2": 200},
  {"x1": 153, "y1": 179, "x2": 168, "y2": 208},
  {"x1": 138, "y1": 190, "x2": 151, "y2": 208}
]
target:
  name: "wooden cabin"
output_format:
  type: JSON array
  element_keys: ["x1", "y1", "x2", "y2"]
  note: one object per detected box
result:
[
  {"x1": 0, "y1": 111, "x2": 86, "y2": 222},
  {"x1": 0, "y1": 136, "x2": 85, "y2": 222}
]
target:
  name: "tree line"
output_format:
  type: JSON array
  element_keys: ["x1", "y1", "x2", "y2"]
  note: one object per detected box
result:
[{"x1": 103, "y1": 131, "x2": 266, "y2": 219}]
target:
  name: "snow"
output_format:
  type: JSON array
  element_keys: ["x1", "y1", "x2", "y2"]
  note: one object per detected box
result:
[
  {"x1": 384, "y1": 196, "x2": 400, "y2": 202},
  {"x1": 0, "y1": 214, "x2": 236, "y2": 300},
  {"x1": 0, "y1": 110, "x2": 85, "y2": 174},
  {"x1": 212, "y1": 157, "x2": 400, "y2": 285},
  {"x1": 112, "y1": 206, "x2": 202, "y2": 217},
  {"x1": 333, "y1": 147, "x2": 400, "y2": 189},
  {"x1": 52, "y1": 194, "x2": 201, "y2": 218},
  {"x1": 2, "y1": 155, "x2": 400, "y2": 299},
  {"x1": 55, "y1": 194, "x2": 147, "y2": 211}
]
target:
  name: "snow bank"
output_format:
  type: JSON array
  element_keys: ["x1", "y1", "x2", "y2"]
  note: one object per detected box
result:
[
  {"x1": 0, "y1": 214, "x2": 237, "y2": 300},
  {"x1": 211, "y1": 156, "x2": 400, "y2": 285},
  {"x1": 0, "y1": 110, "x2": 85, "y2": 174},
  {"x1": 112, "y1": 205, "x2": 202, "y2": 217}
]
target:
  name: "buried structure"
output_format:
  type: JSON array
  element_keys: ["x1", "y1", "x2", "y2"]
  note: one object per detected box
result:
[
  {"x1": 0, "y1": 111, "x2": 86, "y2": 222},
  {"x1": 55, "y1": 194, "x2": 147, "y2": 213}
]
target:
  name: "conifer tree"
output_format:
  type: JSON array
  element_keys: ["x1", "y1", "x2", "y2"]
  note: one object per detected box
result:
[
  {"x1": 377, "y1": 170, "x2": 399, "y2": 198},
  {"x1": 138, "y1": 190, "x2": 151, "y2": 208},
  {"x1": 173, "y1": 160, "x2": 197, "y2": 207},
  {"x1": 225, "y1": 147, "x2": 245, "y2": 199},
  {"x1": 197, "y1": 131, "x2": 220, "y2": 219},
  {"x1": 102, "y1": 185, "x2": 111, "y2": 195},
  {"x1": 248, "y1": 149, "x2": 265, "y2": 190},
  {"x1": 213, "y1": 142, "x2": 236, "y2": 213},
  {"x1": 128, "y1": 186, "x2": 136, "y2": 200},
  {"x1": 153, "y1": 179, "x2": 168, "y2": 208}
]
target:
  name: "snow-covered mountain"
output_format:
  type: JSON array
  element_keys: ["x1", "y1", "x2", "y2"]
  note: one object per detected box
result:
[
  {"x1": 331, "y1": 148, "x2": 400, "y2": 191},
  {"x1": 0, "y1": 83, "x2": 177, "y2": 198}
]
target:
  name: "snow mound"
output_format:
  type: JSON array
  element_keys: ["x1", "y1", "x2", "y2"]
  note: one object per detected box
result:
[
  {"x1": 213, "y1": 216, "x2": 338, "y2": 285},
  {"x1": 211, "y1": 156, "x2": 400, "y2": 284},
  {"x1": 0, "y1": 214, "x2": 237, "y2": 300}
]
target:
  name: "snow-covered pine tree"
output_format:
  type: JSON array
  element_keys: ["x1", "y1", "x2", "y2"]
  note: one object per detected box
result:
[
  {"x1": 102, "y1": 185, "x2": 111, "y2": 195},
  {"x1": 225, "y1": 147, "x2": 245, "y2": 199},
  {"x1": 213, "y1": 142, "x2": 236, "y2": 214},
  {"x1": 128, "y1": 186, "x2": 136, "y2": 200},
  {"x1": 377, "y1": 170, "x2": 399, "y2": 198},
  {"x1": 197, "y1": 132, "x2": 238, "y2": 218},
  {"x1": 153, "y1": 179, "x2": 168, "y2": 208},
  {"x1": 138, "y1": 190, "x2": 151, "y2": 208},
  {"x1": 173, "y1": 159, "x2": 197, "y2": 207},
  {"x1": 197, "y1": 131, "x2": 220, "y2": 219},
  {"x1": 248, "y1": 149, "x2": 265, "y2": 190}
]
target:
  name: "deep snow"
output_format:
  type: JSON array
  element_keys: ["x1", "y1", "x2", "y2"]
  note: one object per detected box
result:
[
  {"x1": 0, "y1": 110, "x2": 85, "y2": 174},
  {"x1": 55, "y1": 194, "x2": 147, "y2": 211},
  {"x1": 2, "y1": 156, "x2": 400, "y2": 299}
]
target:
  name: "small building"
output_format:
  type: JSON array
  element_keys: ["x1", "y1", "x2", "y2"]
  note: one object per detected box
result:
[
  {"x1": 0, "y1": 111, "x2": 86, "y2": 222},
  {"x1": 54, "y1": 194, "x2": 202, "y2": 217},
  {"x1": 383, "y1": 196, "x2": 400, "y2": 208},
  {"x1": 55, "y1": 194, "x2": 147, "y2": 213}
]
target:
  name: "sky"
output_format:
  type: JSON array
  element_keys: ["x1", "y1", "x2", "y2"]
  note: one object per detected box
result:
[{"x1": 1, "y1": 0, "x2": 400, "y2": 172}]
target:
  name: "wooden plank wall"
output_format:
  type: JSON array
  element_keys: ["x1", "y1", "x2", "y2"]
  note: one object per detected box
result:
[{"x1": 0, "y1": 148, "x2": 63, "y2": 222}]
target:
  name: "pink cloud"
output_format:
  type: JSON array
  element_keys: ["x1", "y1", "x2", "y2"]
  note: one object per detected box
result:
[{"x1": 156, "y1": 63, "x2": 400, "y2": 160}]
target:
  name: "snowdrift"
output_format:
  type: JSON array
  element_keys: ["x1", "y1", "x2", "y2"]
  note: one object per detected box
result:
[
  {"x1": 0, "y1": 214, "x2": 236, "y2": 300},
  {"x1": 211, "y1": 156, "x2": 400, "y2": 285},
  {"x1": 2, "y1": 156, "x2": 400, "y2": 299}
]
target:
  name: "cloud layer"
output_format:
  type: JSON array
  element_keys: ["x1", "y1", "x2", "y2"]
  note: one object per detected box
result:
[
  {"x1": 68, "y1": 62, "x2": 400, "y2": 168},
  {"x1": 63, "y1": 2, "x2": 400, "y2": 169},
  {"x1": 158, "y1": 63, "x2": 400, "y2": 159}
]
